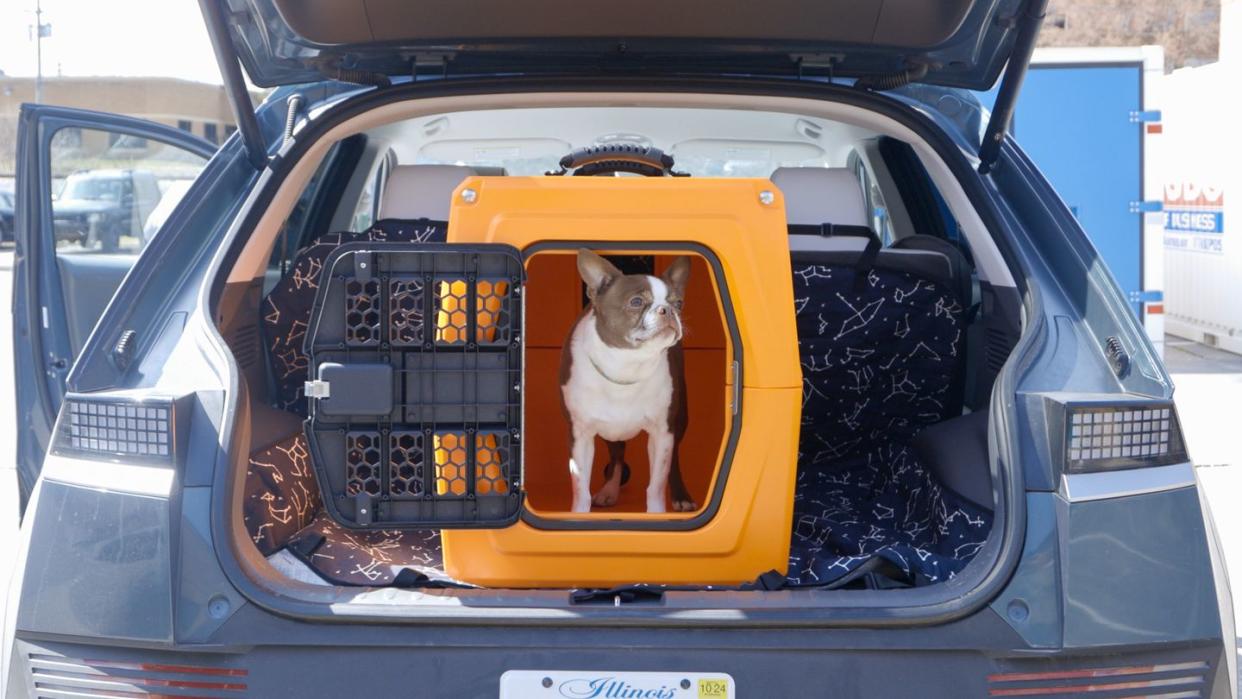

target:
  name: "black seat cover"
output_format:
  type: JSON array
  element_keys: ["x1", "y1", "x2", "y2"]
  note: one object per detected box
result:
[
  {"x1": 890, "y1": 233, "x2": 974, "y2": 307},
  {"x1": 786, "y1": 246, "x2": 992, "y2": 587}
]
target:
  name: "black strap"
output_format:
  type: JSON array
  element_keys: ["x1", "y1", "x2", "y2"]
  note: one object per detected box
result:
[
  {"x1": 570, "y1": 585, "x2": 668, "y2": 605},
  {"x1": 778, "y1": 556, "x2": 909, "y2": 591},
  {"x1": 392, "y1": 568, "x2": 477, "y2": 590},
  {"x1": 751, "y1": 569, "x2": 788, "y2": 591},
  {"x1": 787, "y1": 222, "x2": 880, "y2": 246},
  {"x1": 288, "y1": 532, "x2": 326, "y2": 558},
  {"x1": 787, "y1": 223, "x2": 882, "y2": 291},
  {"x1": 851, "y1": 236, "x2": 882, "y2": 291},
  {"x1": 563, "y1": 558, "x2": 920, "y2": 600}
]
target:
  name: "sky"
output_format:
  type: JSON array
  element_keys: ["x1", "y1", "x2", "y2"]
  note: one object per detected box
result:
[{"x1": 0, "y1": 0, "x2": 224, "y2": 84}]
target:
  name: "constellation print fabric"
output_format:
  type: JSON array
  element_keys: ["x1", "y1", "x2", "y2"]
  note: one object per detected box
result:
[
  {"x1": 244, "y1": 432, "x2": 322, "y2": 555},
  {"x1": 263, "y1": 219, "x2": 448, "y2": 414},
  {"x1": 286, "y1": 513, "x2": 445, "y2": 587},
  {"x1": 787, "y1": 261, "x2": 991, "y2": 586}
]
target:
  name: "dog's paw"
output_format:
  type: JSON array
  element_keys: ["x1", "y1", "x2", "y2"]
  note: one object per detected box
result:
[
  {"x1": 592, "y1": 481, "x2": 621, "y2": 507},
  {"x1": 671, "y1": 499, "x2": 698, "y2": 512}
]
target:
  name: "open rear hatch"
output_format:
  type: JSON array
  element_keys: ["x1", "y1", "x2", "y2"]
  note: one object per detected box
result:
[
  {"x1": 202, "y1": 0, "x2": 1049, "y2": 172},
  {"x1": 210, "y1": 0, "x2": 1031, "y2": 89}
]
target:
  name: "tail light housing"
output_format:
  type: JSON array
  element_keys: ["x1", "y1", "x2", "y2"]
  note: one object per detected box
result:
[
  {"x1": 52, "y1": 392, "x2": 190, "y2": 466},
  {"x1": 1052, "y1": 396, "x2": 1188, "y2": 474}
]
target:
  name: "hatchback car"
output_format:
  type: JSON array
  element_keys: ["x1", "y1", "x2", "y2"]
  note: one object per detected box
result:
[{"x1": 5, "y1": 0, "x2": 1235, "y2": 697}]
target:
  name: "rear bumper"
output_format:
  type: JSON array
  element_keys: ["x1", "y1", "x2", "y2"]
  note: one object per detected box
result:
[{"x1": 6, "y1": 635, "x2": 1233, "y2": 698}]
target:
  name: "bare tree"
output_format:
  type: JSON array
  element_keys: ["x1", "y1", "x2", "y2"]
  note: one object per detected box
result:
[{"x1": 1040, "y1": 0, "x2": 1221, "y2": 69}]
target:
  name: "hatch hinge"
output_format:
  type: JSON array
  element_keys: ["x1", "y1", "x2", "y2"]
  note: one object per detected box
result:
[
  {"x1": 977, "y1": 0, "x2": 1052, "y2": 174},
  {"x1": 1129, "y1": 109, "x2": 1162, "y2": 123},
  {"x1": 409, "y1": 52, "x2": 456, "y2": 82},
  {"x1": 790, "y1": 53, "x2": 844, "y2": 80},
  {"x1": 1129, "y1": 200, "x2": 1164, "y2": 214},
  {"x1": 308, "y1": 57, "x2": 392, "y2": 87},
  {"x1": 198, "y1": 0, "x2": 268, "y2": 169}
]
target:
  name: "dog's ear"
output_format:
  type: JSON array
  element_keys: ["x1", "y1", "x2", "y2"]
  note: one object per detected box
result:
[
  {"x1": 661, "y1": 256, "x2": 692, "y2": 297},
  {"x1": 577, "y1": 249, "x2": 623, "y2": 301}
]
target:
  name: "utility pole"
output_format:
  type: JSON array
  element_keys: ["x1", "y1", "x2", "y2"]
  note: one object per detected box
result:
[{"x1": 33, "y1": 0, "x2": 51, "y2": 103}]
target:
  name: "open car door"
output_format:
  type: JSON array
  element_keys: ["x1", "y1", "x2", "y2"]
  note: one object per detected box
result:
[{"x1": 12, "y1": 105, "x2": 215, "y2": 508}]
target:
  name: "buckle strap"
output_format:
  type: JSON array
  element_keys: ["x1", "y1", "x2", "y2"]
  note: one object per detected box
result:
[{"x1": 787, "y1": 223, "x2": 882, "y2": 291}]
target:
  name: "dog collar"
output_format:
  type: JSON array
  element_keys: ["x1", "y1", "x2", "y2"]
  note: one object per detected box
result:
[{"x1": 588, "y1": 355, "x2": 642, "y2": 386}]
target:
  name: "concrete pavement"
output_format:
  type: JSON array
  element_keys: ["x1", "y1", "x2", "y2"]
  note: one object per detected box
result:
[
  {"x1": 0, "y1": 249, "x2": 17, "y2": 590},
  {"x1": 1166, "y1": 334, "x2": 1242, "y2": 681}
]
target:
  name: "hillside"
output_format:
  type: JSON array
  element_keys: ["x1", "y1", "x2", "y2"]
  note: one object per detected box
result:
[{"x1": 1039, "y1": 0, "x2": 1221, "y2": 68}]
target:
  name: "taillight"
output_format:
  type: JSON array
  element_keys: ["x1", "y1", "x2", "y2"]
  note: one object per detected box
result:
[
  {"x1": 1057, "y1": 398, "x2": 1188, "y2": 474},
  {"x1": 53, "y1": 393, "x2": 187, "y2": 465}
]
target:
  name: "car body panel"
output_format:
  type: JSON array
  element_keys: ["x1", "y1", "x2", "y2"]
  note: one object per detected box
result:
[
  {"x1": 5, "y1": 632, "x2": 1231, "y2": 697},
  {"x1": 216, "y1": 0, "x2": 1028, "y2": 89},
  {"x1": 15, "y1": 479, "x2": 173, "y2": 642},
  {"x1": 1059, "y1": 485, "x2": 1220, "y2": 647},
  {"x1": 988, "y1": 493, "x2": 1061, "y2": 648}
]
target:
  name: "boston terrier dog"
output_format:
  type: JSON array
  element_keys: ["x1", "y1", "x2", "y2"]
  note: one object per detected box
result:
[{"x1": 559, "y1": 250, "x2": 696, "y2": 514}]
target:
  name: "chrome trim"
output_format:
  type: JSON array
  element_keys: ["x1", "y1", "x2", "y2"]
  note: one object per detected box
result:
[{"x1": 1059, "y1": 461, "x2": 1195, "y2": 502}]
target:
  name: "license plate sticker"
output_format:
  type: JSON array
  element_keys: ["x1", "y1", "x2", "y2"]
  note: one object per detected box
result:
[{"x1": 500, "y1": 670, "x2": 735, "y2": 698}]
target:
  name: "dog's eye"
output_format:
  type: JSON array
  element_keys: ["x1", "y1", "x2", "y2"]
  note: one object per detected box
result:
[
  {"x1": 629, "y1": 296, "x2": 644, "y2": 308},
  {"x1": 671, "y1": 299, "x2": 684, "y2": 310}
]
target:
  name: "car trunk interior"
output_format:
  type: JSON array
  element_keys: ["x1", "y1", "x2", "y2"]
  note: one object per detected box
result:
[{"x1": 213, "y1": 98, "x2": 1021, "y2": 601}]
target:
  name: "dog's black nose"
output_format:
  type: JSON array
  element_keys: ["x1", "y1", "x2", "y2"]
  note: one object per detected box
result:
[{"x1": 656, "y1": 306, "x2": 668, "y2": 316}]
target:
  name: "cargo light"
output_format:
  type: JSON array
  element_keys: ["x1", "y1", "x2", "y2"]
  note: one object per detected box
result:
[
  {"x1": 53, "y1": 393, "x2": 189, "y2": 465},
  {"x1": 1056, "y1": 398, "x2": 1187, "y2": 474}
]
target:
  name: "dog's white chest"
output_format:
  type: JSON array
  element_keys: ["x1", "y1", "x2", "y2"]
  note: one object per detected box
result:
[{"x1": 562, "y1": 316, "x2": 673, "y2": 442}]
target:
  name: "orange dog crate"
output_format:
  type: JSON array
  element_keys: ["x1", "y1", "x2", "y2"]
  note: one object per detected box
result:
[{"x1": 440, "y1": 176, "x2": 802, "y2": 588}]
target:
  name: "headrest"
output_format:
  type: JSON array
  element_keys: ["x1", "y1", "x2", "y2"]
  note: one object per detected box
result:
[
  {"x1": 771, "y1": 167, "x2": 869, "y2": 227},
  {"x1": 378, "y1": 165, "x2": 477, "y2": 221}
]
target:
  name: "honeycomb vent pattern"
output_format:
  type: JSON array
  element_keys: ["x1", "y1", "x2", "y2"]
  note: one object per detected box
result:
[
  {"x1": 389, "y1": 431, "x2": 425, "y2": 496},
  {"x1": 434, "y1": 278, "x2": 513, "y2": 345},
  {"x1": 344, "y1": 279, "x2": 381, "y2": 346},
  {"x1": 433, "y1": 432, "x2": 511, "y2": 497},
  {"x1": 476, "y1": 279, "x2": 511, "y2": 344},
  {"x1": 475, "y1": 432, "x2": 511, "y2": 495},
  {"x1": 345, "y1": 431, "x2": 382, "y2": 495},
  {"x1": 389, "y1": 277, "x2": 425, "y2": 346}
]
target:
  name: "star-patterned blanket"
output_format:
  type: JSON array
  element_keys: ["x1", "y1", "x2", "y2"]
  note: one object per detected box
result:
[{"x1": 786, "y1": 259, "x2": 991, "y2": 587}]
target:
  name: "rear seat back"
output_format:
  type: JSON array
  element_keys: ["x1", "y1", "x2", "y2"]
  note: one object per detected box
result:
[
  {"x1": 772, "y1": 167, "x2": 969, "y2": 461},
  {"x1": 263, "y1": 165, "x2": 474, "y2": 412}
]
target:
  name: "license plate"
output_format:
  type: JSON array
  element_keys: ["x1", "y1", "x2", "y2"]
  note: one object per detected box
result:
[{"x1": 500, "y1": 670, "x2": 735, "y2": 698}]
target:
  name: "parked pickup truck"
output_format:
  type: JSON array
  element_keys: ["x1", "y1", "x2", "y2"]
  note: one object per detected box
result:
[{"x1": 51, "y1": 168, "x2": 162, "y2": 250}]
